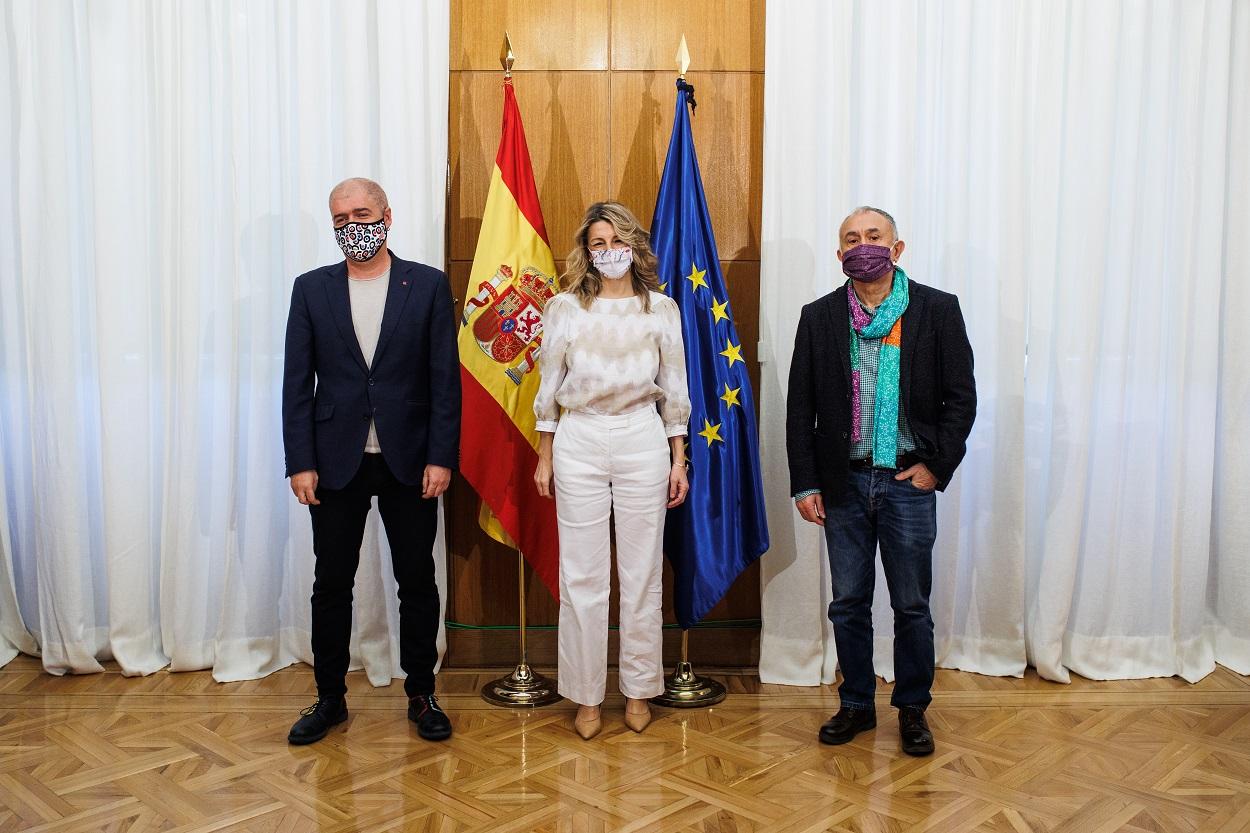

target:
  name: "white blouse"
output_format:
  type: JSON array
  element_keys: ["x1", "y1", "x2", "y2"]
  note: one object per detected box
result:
[{"x1": 534, "y1": 291, "x2": 691, "y2": 437}]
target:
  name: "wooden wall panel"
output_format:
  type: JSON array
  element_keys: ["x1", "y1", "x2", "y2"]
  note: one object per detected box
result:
[
  {"x1": 447, "y1": 0, "x2": 766, "y2": 667},
  {"x1": 611, "y1": 0, "x2": 765, "y2": 71},
  {"x1": 451, "y1": 1, "x2": 610, "y2": 70}
]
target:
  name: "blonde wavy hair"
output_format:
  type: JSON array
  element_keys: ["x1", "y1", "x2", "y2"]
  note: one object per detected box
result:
[{"x1": 561, "y1": 202, "x2": 662, "y2": 312}]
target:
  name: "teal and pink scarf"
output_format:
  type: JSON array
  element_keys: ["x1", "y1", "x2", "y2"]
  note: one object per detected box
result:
[{"x1": 849, "y1": 268, "x2": 909, "y2": 466}]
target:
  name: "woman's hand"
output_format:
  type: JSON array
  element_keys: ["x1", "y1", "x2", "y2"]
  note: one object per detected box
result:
[
  {"x1": 534, "y1": 455, "x2": 554, "y2": 498},
  {"x1": 535, "y1": 431, "x2": 555, "y2": 498},
  {"x1": 667, "y1": 463, "x2": 689, "y2": 508}
]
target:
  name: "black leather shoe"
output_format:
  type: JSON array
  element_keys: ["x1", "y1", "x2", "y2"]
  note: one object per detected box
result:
[
  {"x1": 288, "y1": 696, "x2": 348, "y2": 745},
  {"x1": 898, "y1": 706, "x2": 935, "y2": 756},
  {"x1": 818, "y1": 706, "x2": 877, "y2": 745},
  {"x1": 408, "y1": 693, "x2": 453, "y2": 741}
]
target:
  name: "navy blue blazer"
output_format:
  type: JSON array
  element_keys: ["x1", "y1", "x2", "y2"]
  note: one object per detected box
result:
[
  {"x1": 786, "y1": 278, "x2": 976, "y2": 501},
  {"x1": 282, "y1": 251, "x2": 461, "y2": 490}
]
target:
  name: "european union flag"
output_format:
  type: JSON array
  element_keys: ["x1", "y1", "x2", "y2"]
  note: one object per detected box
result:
[{"x1": 652, "y1": 79, "x2": 770, "y2": 629}]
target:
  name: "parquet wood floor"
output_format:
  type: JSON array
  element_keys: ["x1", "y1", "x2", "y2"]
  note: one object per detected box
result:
[{"x1": 2, "y1": 656, "x2": 1249, "y2": 832}]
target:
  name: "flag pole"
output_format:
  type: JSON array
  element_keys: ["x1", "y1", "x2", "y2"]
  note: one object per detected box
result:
[
  {"x1": 652, "y1": 629, "x2": 726, "y2": 708},
  {"x1": 652, "y1": 35, "x2": 727, "y2": 709},
  {"x1": 478, "y1": 33, "x2": 561, "y2": 709},
  {"x1": 480, "y1": 548, "x2": 561, "y2": 706}
]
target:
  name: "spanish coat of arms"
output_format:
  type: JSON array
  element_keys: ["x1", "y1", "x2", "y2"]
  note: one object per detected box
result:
[{"x1": 462, "y1": 264, "x2": 557, "y2": 384}]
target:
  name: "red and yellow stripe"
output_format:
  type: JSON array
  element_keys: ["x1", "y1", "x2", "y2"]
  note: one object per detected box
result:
[{"x1": 457, "y1": 79, "x2": 560, "y2": 599}]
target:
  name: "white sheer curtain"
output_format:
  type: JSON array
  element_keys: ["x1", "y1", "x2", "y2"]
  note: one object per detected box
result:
[
  {"x1": 759, "y1": 0, "x2": 1250, "y2": 685},
  {"x1": 0, "y1": 0, "x2": 451, "y2": 684}
]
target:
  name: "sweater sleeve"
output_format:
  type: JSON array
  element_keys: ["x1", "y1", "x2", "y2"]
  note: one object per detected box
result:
[
  {"x1": 656, "y1": 296, "x2": 692, "y2": 437},
  {"x1": 533, "y1": 294, "x2": 570, "y2": 433}
]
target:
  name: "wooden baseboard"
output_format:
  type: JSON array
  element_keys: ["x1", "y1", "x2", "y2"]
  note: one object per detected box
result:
[{"x1": 444, "y1": 626, "x2": 760, "y2": 668}]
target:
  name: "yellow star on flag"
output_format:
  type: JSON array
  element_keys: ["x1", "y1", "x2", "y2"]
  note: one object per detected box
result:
[
  {"x1": 685, "y1": 262, "x2": 708, "y2": 292},
  {"x1": 720, "y1": 339, "x2": 744, "y2": 367},
  {"x1": 720, "y1": 383, "x2": 741, "y2": 408},
  {"x1": 711, "y1": 297, "x2": 729, "y2": 323},
  {"x1": 697, "y1": 418, "x2": 724, "y2": 446},
  {"x1": 659, "y1": 281, "x2": 669, "y2": 292}
]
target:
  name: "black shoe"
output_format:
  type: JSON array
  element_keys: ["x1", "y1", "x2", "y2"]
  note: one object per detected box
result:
[
  {"x1": 818, "y1": 706, "x2": 877, "y2": 745},
  {"x1": 408, "y1": 693, "x2": 452, "y2": 741},
  {"x1": 287, "y1": 696, "x2": 348, "y2": 745},
  {"x1": 898, "y1": 706, "x2": 934, "y2": 756}
]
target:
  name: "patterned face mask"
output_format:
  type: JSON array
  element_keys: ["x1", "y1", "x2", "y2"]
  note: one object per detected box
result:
[
  {"x1": 334, "y1": 218, "x2": 388, "y2": 262},
  {"x1": 590, "y1": 246, "x2": 633, "y2": 279}
]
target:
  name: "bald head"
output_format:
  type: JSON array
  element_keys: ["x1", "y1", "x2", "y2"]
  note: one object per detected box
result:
[
  {"x1": 837, "y1": 206, "x2": 903, "y2": 258},
  {"x1": 839, "y1": 206, "x2": 898, "y2": 243},
  {"x1": 329, "y1": 177, "x2": 389, "y2": 213},
  {"x1": 328, "y1": 177, "x2": 391, "y2": 229}
]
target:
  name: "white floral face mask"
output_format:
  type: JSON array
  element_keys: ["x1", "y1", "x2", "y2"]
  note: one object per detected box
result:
[
  {"x1": 334, "y1": 218, "x2": 388, "y2": 262},
  {"x1": 590, "y1": 246, "x2": 633, "y2": 279}
]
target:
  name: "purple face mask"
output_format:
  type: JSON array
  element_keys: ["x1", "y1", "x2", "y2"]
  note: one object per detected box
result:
[{"x1": 841, "y1": 243, "x2": 895, "y2": 282}]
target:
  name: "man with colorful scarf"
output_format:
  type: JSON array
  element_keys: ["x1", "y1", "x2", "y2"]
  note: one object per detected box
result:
[{"x1": 786, "y1": 207, "x2": 976, "y2": 756}]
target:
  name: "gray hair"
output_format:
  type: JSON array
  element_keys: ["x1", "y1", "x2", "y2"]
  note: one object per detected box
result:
[
  {"x1": 845, "y1": 205, "x2": 899, "y2": 239},
  {"x1": 328, "y1": 177, "x2": 389, "y2": 212}
]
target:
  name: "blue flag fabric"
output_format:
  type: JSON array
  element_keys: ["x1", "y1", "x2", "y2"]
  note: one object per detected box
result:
[{"x1": 651, "y1": 79, "x2": 770, "y2": 629}]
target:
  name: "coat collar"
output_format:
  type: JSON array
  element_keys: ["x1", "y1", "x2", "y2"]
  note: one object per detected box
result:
[
  {"x1": 372, "y1": 255, "x2": 415, "y2": 370},
  {"x1": 899, "y1": 278, "x2": 925, "y2": 400},
  {"x1": 826, "y1": 284, "x2": 852, "y2": 391},
  {"x1": 323, "y1": 251, "x2": 415, "y2": 374},
  {"x1": 825, "y1": 277, "x2": 927, "y2": 399}
]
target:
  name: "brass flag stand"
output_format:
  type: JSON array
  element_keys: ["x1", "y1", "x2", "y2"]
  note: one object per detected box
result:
[
  {"x1": 480, "y1": 550, "x2": 561, "y2": 707},
  {"x1": 652, "y1": 629, "x2": 726, "y2": 708}
]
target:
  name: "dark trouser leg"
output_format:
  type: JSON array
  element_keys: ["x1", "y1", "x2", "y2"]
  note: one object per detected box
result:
[
  {"x1": 877, "y1": 473, "x2": 937, "y2": 709},
  {"x1": 823, "y1": 470, "x2": 879, "y2": 709},
  {"x1": 309, "y1": 464, "x2": 372, "y2": 698},
  {"x1": 376, "y1": 460, "x2": 441, "y2": 697}
]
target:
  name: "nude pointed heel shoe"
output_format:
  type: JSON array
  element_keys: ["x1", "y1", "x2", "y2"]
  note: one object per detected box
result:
[
  {"x1": 574, "y1": 706, "x2": 602, "y2": 740},
  {"x1": 624, "y1": 699, "x2": 652, "y2": 733}
]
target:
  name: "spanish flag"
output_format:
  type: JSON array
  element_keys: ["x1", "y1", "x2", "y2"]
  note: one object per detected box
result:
[{"x1": 458, "y1": 78, "x2": 560, "y2": 599}]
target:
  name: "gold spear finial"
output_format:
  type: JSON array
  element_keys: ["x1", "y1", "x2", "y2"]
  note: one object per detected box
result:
[
  {"x1": 500, "y1": 32, "x2": 515, "y2": 78},
  {"x1": 676, "y1": 34, "x2": 690, "y2": 79}
]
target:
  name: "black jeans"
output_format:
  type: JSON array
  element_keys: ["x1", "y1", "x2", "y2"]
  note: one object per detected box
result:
[{"x1": 308, "y1": 453, "x2": 440, "y2": 698}]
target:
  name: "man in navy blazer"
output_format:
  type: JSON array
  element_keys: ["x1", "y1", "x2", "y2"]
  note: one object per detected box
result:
[
  {"x1": 283, "y1": 178, "x2": 460, "y2": 745},
  {"x1": 787, "y1": 207, "x2": 975, "y2": 757}
]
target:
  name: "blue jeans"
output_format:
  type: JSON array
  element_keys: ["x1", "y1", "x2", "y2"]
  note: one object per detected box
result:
[{"x1": 824, "y1": 467, "x2": 937, "y2": 710}]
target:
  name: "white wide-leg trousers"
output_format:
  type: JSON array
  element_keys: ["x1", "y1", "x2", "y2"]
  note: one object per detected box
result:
[{"x1": 553, "y1": 407, "x2": 671, "y2": 706}]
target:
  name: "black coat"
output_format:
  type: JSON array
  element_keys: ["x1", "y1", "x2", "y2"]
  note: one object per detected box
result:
[
  {"x1": 282, "y1": 252, "x2": 461, "y2": 490},
  {"x1": 786, "y1": 278, "x2": 976, "y2": 501}
]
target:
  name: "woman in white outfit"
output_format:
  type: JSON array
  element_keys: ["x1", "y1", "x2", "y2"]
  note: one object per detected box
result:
[{"x1": 533, "y1": 202, "x2": 691, "y2": 739}]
